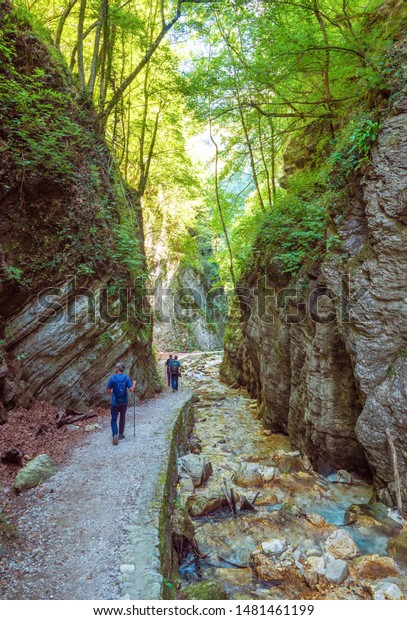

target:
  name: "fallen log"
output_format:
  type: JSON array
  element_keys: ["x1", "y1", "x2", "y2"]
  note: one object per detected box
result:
[{"x1": 56, "y1": 409, "x2": 98, "y2": 428}]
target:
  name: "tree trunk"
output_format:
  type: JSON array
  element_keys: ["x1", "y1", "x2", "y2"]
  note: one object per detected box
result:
[
  {"x1": 77, "y1": 0, "x2": 88, "y2": 92},
  {"x1": 208, "y1": 116, "x2": 236, "y2": 288},
  {"x1": 257, "y1": 115, "x2": 272, "y2": 207},
  {"x1": 88, "y1": 0, "x2": 108, "y2": 99},
  {"x1": 237, "y1": 98, "x2": 266, "y2": 213},
  {"x1": 55, "y1": 0, "x2": 78, "y2": 48}
]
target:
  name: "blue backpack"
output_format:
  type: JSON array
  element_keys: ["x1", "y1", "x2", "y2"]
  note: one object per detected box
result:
[{"x1": 113, "y1": 376, "x2": 128, "y2": 404}]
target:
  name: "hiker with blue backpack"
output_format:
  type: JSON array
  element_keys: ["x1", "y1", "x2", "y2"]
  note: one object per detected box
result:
[
  {"x1": 107, "y1": 362, "x2": 137, "y2": 445},
  {"x1": 170, "y1": 355, "x2": 181, "y2": 393}
]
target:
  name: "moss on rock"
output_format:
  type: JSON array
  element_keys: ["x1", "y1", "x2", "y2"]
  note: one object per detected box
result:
[
  {"x1": 14, "y1": 453, "x2": 55, "y2": 491},
  {"x1": 179, "y1": 580, "x2": 228, "y2": 600}
]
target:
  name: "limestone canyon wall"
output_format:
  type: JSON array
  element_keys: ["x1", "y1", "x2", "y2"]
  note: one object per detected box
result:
[
  {"x1": 221, "y1": 95, "x2": 407, "y2": 509},
  {"x1": 0, "y1": 3, "x2": 158, "y2": 418}
]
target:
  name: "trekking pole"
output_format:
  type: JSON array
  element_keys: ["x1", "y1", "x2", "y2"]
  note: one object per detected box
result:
[{"x1": 133, "y1": 391, "x2": 136, "y2": 438}]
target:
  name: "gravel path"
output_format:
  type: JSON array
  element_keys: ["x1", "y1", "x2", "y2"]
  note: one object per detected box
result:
[{"x1": 0, "y1": 388, "x2": 192, "y2": 600}]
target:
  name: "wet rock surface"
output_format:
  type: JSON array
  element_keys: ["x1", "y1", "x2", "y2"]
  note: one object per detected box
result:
[{"x1": 178, "y1": 355, "x2": 407, "y2": 600}]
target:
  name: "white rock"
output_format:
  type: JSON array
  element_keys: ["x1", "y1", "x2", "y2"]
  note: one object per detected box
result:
[
  {"x1": 336, "y1": 469, "x2": 352, "y2": 483},
  {"x1": 179, "y1": 473, "x2": 194, "y2": 494},
  {"x1": 306, "y1": 548, "x2": 323, "y2": 557},
  {"x1": 302, "y1": 455, "x2": 312, "y2": 470},
  {"x1": 232, "y1": 462, "x2": 263, "y2": 487},
  {"x1": 120, "y1": 564, "x2": 136, "y2": 574},
  {"x1": 261, "y1": 539, "x2": 288, "y2": 554},
  {"x1": 306, "y1": 555, "x2": 326, "y2": 575},
  {"x1": 67, "y1": 424, "x2": 80, "y2": 431},
  {"x1": 84, "y1": 423, "x2": 102, "y2": 432},
  {"x1": 324, "y1": 529, "x2": 359, "y2": 559},
  {"x1": 260, "y1": 466, "x2": 277, "y2": 482},
  {"x1": 369, "y1": 581, "x2": 404, "y2": 600},
  {"x1": 178, "y1": 454, "x2": 213, "y2": 487},
  {"x1": 325, "y1": 559, "x2": 348, "y2": 584}
]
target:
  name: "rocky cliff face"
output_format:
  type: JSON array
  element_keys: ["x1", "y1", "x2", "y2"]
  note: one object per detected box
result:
[
  {"x1": 153, "y1": 264, "x2": 224, "y2": 353},
  {"x1": 221, "y1": 75, "x2": 407, "y2": 508},
  {"x1": 0, "y1": 2, "x2": 158, "y2": 417}
]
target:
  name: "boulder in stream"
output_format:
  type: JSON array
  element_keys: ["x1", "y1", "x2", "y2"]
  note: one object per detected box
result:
[
  {"x1": 232, "y1": 463, "x2": 263, "y2": 487},
  {"x1": 336, "y1": 470, "x2": 352, "y2": 483},
  {"x1": 274, "y1": 452, "x2": 305, "y2": 474},
  {"x1": 14, "y1": 454, "x2": 56, "y2": 491},
  {"x1": 351, "y1": 554, "x2": 400, "y2": 580},
  {"x1": 250, "y1": 539, "x2": 304, "y2": 585},
  {"x1": 325, "y1": 559, "x2": 348, "y2": 585},
  {"x1": 387, "y1": 531, "x2": 407, "y2": 564},
  {"x1": 344, "y1": 502, "x2": 402, "y2": 536},
  {"x1": 324, "y1": 530, "x2": 360, "y2": 560},
  {"x1": 186, "y1": 494, "x2": 228, "y2": 517},
  {"x1": 179, "y1": 474, "x2": 195, "y2": 495},
  {"x1": 178, "y1": 454, "x2": 213, "y2": 487},
  {"x1": 198, "y1": 387, "x2": 228, "y2": 402},
  {"x1": 261, "y1": 539, "x2": 287, "y2": 554},
  {"x1": 366, "y1": 581, "x2": 404, "y2": 600}
]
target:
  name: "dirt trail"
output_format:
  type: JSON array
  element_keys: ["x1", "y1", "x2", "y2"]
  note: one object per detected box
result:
[{"x1": 0, "y1": 388, "x2": 191, "y2": 600}]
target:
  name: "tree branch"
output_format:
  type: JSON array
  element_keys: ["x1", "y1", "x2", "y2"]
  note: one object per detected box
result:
[
  {"x1": 248, "y1": 102, "x2": 335, "y2": 119},
  {"x1": 99, "y1": 0, "x2": 215, "y2": 124}
]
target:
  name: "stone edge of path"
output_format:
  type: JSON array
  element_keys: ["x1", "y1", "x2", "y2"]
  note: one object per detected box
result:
[{"x1": 118, "y1": 392, "x2": 194, "y2": 601}]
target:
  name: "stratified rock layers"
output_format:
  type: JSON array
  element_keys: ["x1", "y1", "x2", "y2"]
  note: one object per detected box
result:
[
  {"x1": 221, "y1": 106, "x2": 407, "y2": 509},
  {"x1": 0, "y1": 4, "x2": 158, "y2": 414}
]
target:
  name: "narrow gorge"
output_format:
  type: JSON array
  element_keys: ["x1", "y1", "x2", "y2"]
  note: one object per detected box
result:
[
  {"x1": 220, "y1": 84, "x2": 407, "y2": 509},
  {"x1": 0, "y1": 0, "x2": 406, "y2": 604}
]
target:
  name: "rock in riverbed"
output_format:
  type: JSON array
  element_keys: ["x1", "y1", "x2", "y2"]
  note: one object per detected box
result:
[
  {"x1": 186, "y1": 494, "x2": 228, "y2": 517},
  {"x1": 178, "y1": 454, "x2": 213, "y2": 487},
  {"x1": 180, "y1": 580, "x2": 228, "y2": 600},
  {"x1": 387, "y1": 531, "x2": 407, "y2": 564},
  {"x1": 250, "y1": 539, "x2": 303, "y2": 584},
  {"x1": 232, "y1": 463, "x2": 263, "y2": 487},
  {"x1": 367, "y1": 581, "x2": 404, "y2": 600},
  {"x1": 351, "y1": 554, "x2": 400, "y2": 579},
  {"x1": 344, "y1": 502, "x2": 402, "y2": 536},
  {"x1": 325, "y1": 559, "x2": 348, "y2": 585},
  {"x1": 324, "y1": 530, "x2": 359, "y2": 560}
]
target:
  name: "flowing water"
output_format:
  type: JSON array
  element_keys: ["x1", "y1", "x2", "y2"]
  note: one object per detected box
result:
[{"x1": 178, "y1": 354, "x2": 406, "y2": 600}]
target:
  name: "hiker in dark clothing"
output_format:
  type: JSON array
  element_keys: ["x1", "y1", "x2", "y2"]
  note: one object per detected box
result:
[
  {"x1": 107, "y1": 362, "x2": 137, "y2": 445},
  {"x1": 170, "y1": 355, "x2": 181, "y2": 392},
  {"x1": 165, "y1": 354, "x2": 173, "y2": 387}
]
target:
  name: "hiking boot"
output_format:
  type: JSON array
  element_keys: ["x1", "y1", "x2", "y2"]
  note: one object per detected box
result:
[
  {"x1": 112, "y1": 435, "x2": 119, "y2": 445},
  {"x1": 118, "y1": 434, "x2": 125, "y2": 440}
]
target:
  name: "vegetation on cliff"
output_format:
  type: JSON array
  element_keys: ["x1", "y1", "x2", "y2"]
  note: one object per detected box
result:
[
  {"x1": 184, "y1": 0, "x2": 406, "y2": 283},
  {"x1": 0, "y1": 1, "x2": 144, "y2": 291}
]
